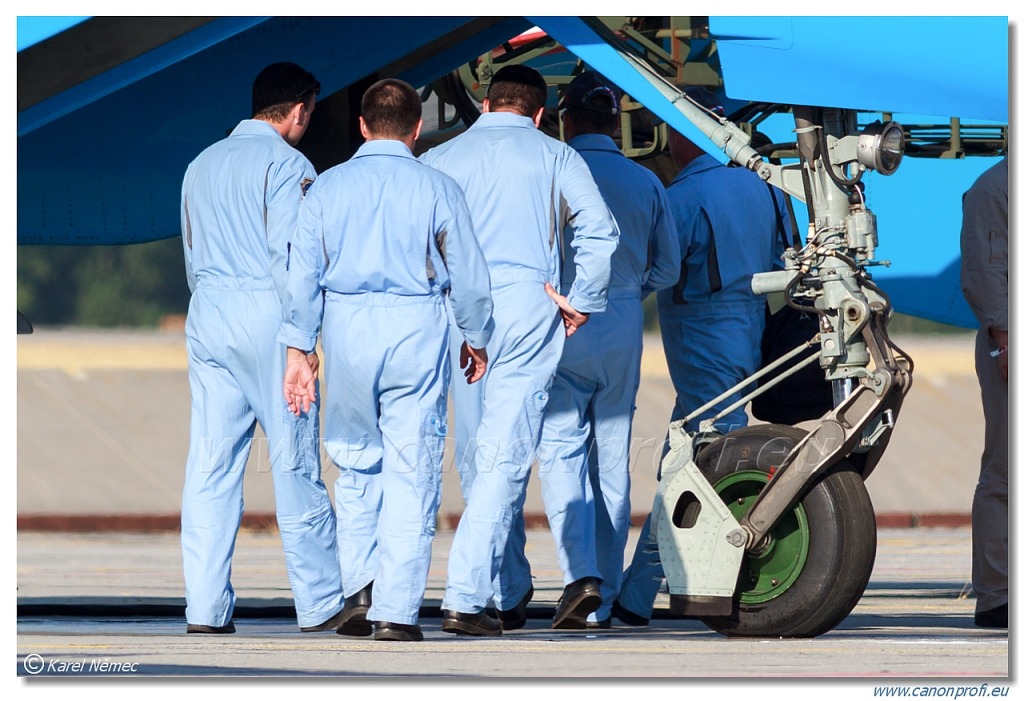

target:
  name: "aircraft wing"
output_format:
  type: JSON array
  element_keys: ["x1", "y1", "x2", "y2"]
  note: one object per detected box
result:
[
  {"x1": 534, "y1": 16, "x2": 1009, "y2": 329},
  {"x1": 707, "y1": 15, "x2": 1008, "y2": 329},
  {"x1": 709, "y1": 16, "x2": 1007, "y2": 122},
  {"x1": 17, "y1": 16, "x2": 532, "y2": 246},
  {"x1": 17, "y1": 15, "x2": 1010, "y2": 328}
]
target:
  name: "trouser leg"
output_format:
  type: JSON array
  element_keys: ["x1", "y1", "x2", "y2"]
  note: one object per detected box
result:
[
  {"x1": 443, "y1": 284, "x2": 562, "y2": 613},
  {"x1": 617, "y1": 512, "x2": 663, "y2": 618},
  {"x1": 332, "y1": 463, "x2": 382, "y2": 598},
  {"x1": 494, "y1": 485, "x2": 533, "y2": 609},
  {"x1": 181, "y1": 349, "x2": 252, "y2": 628},
  {"x1": 447, "y1": 320, "x2": 526, "y2": 610},
  {"x1": 371, "y1": 302, "x2": 449, "y2": 624},
  {"x1": 257, "y1": 342, "x2": 342, "y2": 628},
  {"x1": 449, "y1": 328, "x2": 485, "y2": 505},
  {"x1": 972, "y1": 329, "x2": 1009, "y2": 612},
  {"x1": 322, "y1": 301, "x2": 384, "y2": 600},
  {"x1": 589, "y1": 302, "x2": 641, "y2": 621},
  {"x1": 618, "y1": 418, "x2": 672, "y2": 619},
  {"x1": 589, "y1": 409, "x2": 634, "y2": 622},
  {"x1": 538, "y1": 368, "x2": 599, "y2": 586},
  {"x1": 448, "y1": 337, "x2": 538, "y2": 609},
  {"x1": 445, "y1": 441, "x2": 537, "y2": 613}
]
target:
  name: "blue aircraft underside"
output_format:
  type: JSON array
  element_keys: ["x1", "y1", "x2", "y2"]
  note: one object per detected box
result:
[
  {"x1": 710, "y1": 16, "x2": 1007, "y2": 123},
  {"x1": 17, "y1": 16, "x2": 532, "y2": 246},
  {"x1": 16, "y1": 16, "x2": 1009, "y2": 328}
]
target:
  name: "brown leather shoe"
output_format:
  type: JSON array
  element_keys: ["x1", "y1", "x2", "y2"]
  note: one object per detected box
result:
[
  {"x1": 300, "y1": 609, "x2": 344, "y2": 632},
  {"x1": 186, "y1": 620, "x2": 235, "y2": 634},
  {"x1": 441, "y1": 609, "x2": 502, "y2": 636},
  {"x1": 375, "y1": 621, "x2": 424, "y2": 642},
  {"x1": 336, "y1": 581, "x2": 373, "y2": 637},
  {"x1": 552, "y1": 577, "x2": 602, "y2": 629},
  {"x1": 611, "y1": 600, "x2": 650, "y2": 627},
  {"x1": 498, "y1": 587, "x2": 533, "y2": 630}
]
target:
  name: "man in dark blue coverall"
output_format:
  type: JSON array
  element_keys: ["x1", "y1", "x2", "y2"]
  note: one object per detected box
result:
[{"x1": 615, "y1": 86, "x2": 788, "y2": 625}]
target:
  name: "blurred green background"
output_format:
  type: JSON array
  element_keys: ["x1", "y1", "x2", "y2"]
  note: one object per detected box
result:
[{"x1": 17, "y1": 240, "x2": 969, "y2": 334}]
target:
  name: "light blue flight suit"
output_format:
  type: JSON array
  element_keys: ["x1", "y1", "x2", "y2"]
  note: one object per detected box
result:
[
  {"x1": 180, "y1": 119, "x2": 342, "y2": 629},
  {"x1": 536, "y1": 133, "x2": 680, "y2": 623},
  {"x1": 617, "y1": 153, "x2": 789, "y2": 619},
  {"x1": 278, "y1": 140, "x2": 494, "y2": 625},
  {"x1": 420, "y1": 112, "x2": 618, "y2": 614}
]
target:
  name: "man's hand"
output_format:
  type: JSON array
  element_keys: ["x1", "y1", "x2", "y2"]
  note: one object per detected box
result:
[
  {"x1": 460, "y1": 342, "x2": 488, "y2": 384},
  {"x1": 284, "y1": 347, "x2": 317, "y2": 416},
  {"x1": 545, "y1": 282, "x2": 590, "y2": 337}
]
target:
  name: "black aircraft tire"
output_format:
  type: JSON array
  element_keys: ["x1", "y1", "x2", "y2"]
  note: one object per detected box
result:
[{"x1": 695, "y1": 424, "x2": 877, "y2": 638}]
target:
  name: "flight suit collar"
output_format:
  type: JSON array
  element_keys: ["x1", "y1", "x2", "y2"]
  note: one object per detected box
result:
[
  {"x1": 568, "y1": 133, "x2": 620, "y2": 153},
  {"x1": 671, "y1": 153, "x2": 720, "y2": 185},
  {"x1": 352, "y1": 139, "x2": 416, "y2": 160},
  {"x1": 230, "y1": 119, "x2": 283, "y2": 139},
  {"x1": 470, "y1": 111, "x2": 537, "y2": 130}
]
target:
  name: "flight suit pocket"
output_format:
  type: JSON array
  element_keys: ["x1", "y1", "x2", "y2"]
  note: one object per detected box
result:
[
  {"x1": 503, "y1": 388, "x2": 550, "y2": 475},
  {"x1": 273, "y1": 401, "x2": 321, "y2": 477},
  {"x1": 416, "y1": 411, "x2": 446, "y2": 536},
  {"x1": 988, "y1": 228, "x2": 1007, "y2": 263},
  {"x1": 416, "y1": 412, "x2": 447, "y2": 494}
]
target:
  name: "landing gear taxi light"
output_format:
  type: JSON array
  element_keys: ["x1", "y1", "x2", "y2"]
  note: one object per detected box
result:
[{"x1": 857, "y1": 120, "x2": 905, "y2": 175}]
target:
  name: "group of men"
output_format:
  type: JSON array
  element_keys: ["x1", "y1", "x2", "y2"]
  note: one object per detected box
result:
[{"x1": 179, "y1": 61, "x2": 788, "y2": 641}]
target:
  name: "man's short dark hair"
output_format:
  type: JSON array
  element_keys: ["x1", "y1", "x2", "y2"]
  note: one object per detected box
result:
[
  {"x1": 251, "y1": 62, "x2": 320, "y2": 121},
  {"x1": 361, "y1": 79, "x2": 422, "y2": 139},
  {"x1": 486, "y1": 65, "x2": 548, "y2": 116}
]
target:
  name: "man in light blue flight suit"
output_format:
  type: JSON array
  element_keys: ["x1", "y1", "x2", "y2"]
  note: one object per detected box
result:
[
  {"x1": 614, "y1": 86, "x2": 789, "y2": 626},
  {"x1": 420, "y1": 65, "x2": 618, "y2": 636},
  {"x1": 535, "y1": 72, "x2": 680, "y2": 629},
  {"x1": 280, "y1": 79, "x2": 494, "y2": 642},
  {"x1": 179, "y1": 62, "x2": 343, "y2": 634}
]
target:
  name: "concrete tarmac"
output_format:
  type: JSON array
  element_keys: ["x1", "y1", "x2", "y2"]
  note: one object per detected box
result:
[
  {"x1": 14, "y1": 327, "x2": 1013, "y2": 691},
  {"x1": 17, "y1": 329, "x2": 988, "y2": 527},
  {"x1": 16, "y1": 526, "x2": 1010, "y2": 682}
]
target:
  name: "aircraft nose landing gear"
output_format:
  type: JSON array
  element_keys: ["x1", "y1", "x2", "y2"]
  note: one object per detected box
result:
[{"x1": 688, "y1": 425, "x2": 876, "y2": 638}]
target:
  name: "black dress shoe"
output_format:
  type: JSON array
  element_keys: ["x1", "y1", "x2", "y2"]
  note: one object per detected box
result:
[
  {"x1": 336, "y1": 581, "x2": 373, "y2": 637},
  {"x1": 441, "y1": 609, "x2": 502, "y2": 636},
  {"x1": 375, "y1": 621, "x2": 424, "y2": 642},
  {"x1": 586, "y1": 617, "x2": 611, "y2": 629},
  {"x1": 498, "y1": 586, "x2": 534, "y2": 631},
  {"x1": 552, "y1": 577, "x2": 602, "y2": 629},
  {"x1": 611, "y1": 600, "x2": 649, "y2": 627},
  {"x1": 300, "y1": 609, "x2": 345, "y2": 632},
  {"x1": 975, "y1": 603, "x2": 1008, "y2": 629},
  {"x1": 186, "y1": 621, "x2": 236, "y2": 634}
]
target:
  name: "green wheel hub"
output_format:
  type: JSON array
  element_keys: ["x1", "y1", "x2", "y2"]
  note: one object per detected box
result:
[{"x1": 714, "y1": 470, "x2": 810, "y2": 605}]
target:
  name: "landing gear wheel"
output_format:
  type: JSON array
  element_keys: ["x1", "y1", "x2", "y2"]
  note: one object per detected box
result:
[{"x1": 696, "y1": 425, "x2": 877, "y2": 637}]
